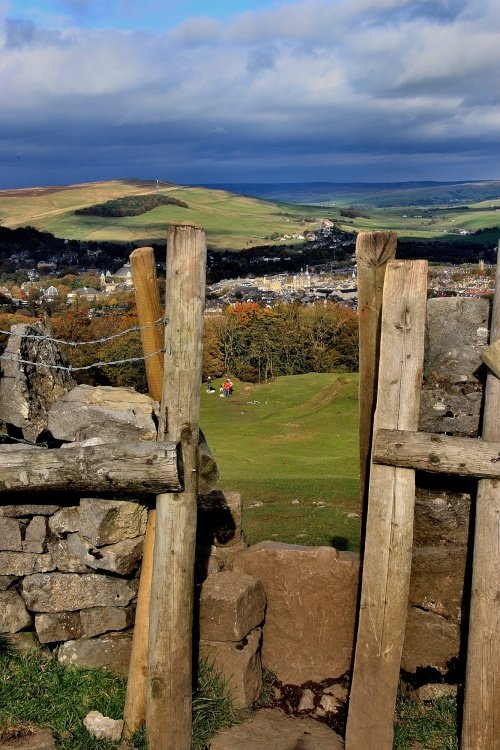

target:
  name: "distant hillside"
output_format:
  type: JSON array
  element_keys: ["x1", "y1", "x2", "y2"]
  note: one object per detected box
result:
[{"x1": 202, "y1": 180, "x2": 500, "y2": 208}]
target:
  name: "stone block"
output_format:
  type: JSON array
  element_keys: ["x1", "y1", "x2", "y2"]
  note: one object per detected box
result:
[
  {"x1": 48, "y1": 384, "x2": 158, "y2": 443},
  {"x1": 0, "y1": 727, "x2": 56, "y2": 750},
  {"x1": 200, "y1": 627, "x2": 262, "y2": 707},
  {"x1": 6, "y1": 631, "x2": 45, "y2": 655},
  {"x1": 83, "y1": 711, "x2": 124, "y2": 741},
  {"x1": 424, "y1": 297, "x2": 490, "y2": 383},
  {"x1": 208, "y1": 708, "x2": 343, "y2": 750},
  {"x1": 199, "y1": 571, "x2": 265, "y2": 641},
  {"x1": 47, "y1": 537, "x2": 90, "y2": 573},
  {"x1": 22, "y1": 572, "x2": 137, "y2": 612},
  {"x1": 57, "y1": 632, "x2": 133, "y2": 677},
  {"x1": 0, "y1": 517, "x2": 22, "y2": 551},
  {"x1": 0, "y1": 590, "x2": 33, "y2": 633},
  {"x1": 198, "y1": 490, "x2": 242, "y2": 547},
  {"x1": 48, "y1": 506, "x2": 80, "y2": 537},
  {"x1": 0, "y1": 505, "x2": 61, "y2": 517},
  {"x1": 22, "y1": 516, "x2": 47, "y2": 553},
  {"x1": 78, "y1": 498, "x2": 147, "y2": 547},
  {"x1": 419, "y1": 385, "x2": 482, "y2": 436},
  {"x1": 67, "y1": 533, "x2": 143, "y2": 575},
  {"x1": 0, "y1": 575, "x2": 18, "y2": 591},
  {"x1": 402, "y1": 607, "x2": 460, "y2": 673},
  {"x1": 80, "y1": 606, "x2": 134, "y2": 638},
  {"x1": 35, "y1": 611, "x2": 83, "y2": 643},
  {"x1": 0, "y1": 551, "x2": 54, "y2": 576},
  {"x1": 414, "y1": 488, "x2": 472, "y2": 547},
  {"x1": 231, "y1": 541, "x2": 359, "y2": 684}
]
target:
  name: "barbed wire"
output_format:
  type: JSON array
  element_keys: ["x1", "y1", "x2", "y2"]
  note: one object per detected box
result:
[
  {"x1": 0, "y1": 348, "x2": 165, "y2": 373},
  {"x1": 0, "y1": 317, "x2": 168, "y2": 348}
]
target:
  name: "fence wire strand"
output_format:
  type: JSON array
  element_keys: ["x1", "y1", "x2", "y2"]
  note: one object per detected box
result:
[{"x1": 0, "y1": 348, "x2": 165, "y2": 372}]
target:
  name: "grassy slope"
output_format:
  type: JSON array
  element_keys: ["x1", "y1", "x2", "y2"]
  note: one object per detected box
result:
[
  {"x1": 200, "y1": 373, "x2": 361, "y2": 550},
  {"x1": 0, "y1": 181, "x2": 331, "y2": 250}
]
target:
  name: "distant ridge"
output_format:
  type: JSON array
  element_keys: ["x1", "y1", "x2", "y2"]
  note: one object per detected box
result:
[{"x1": 198, "y1": 180, "x2": 500, "y2": 207}]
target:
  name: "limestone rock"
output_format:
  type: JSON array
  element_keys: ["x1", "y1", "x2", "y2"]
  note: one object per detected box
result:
[
  {"x1": 0, "y1": 517, "x2": 22, "y2": 551},
  {"x1": 83, "y1": 711, "x2": 124, "y2": 741},
  {"x1": 200, "y1": 627, "x2": 262, "y2": 707},
  {"x1": 424, "y1": 297, "x2": 489, "y2": 383},
  {"x1": 48, "y1": 384, "x2": 158, "y2": 443},
  {"x1": 67, "y1": 533, "x2": 143, "y2": 575},
  {"x1": 48, "y1": 506, "x2": 80, "y2": 537},
  {"x1": 298, "y1": 689, "x2": 315, "y2": 712},
  {"x1": 0, "y1": 551, "x2": 54, "y2": 576},
  {"x1": 419, "y1": 386, "x2": 482, "y2": 436},
  {"x1": 198, "y1": 490, "x2": 242, "y2": 547},
  {"x1": 402, "y1": 607, "x2": 460, "y2": 673},
  {"x1": 6, "y1": 631, "x2": 46, "y2": 655},
  {"x1": 78, "y1": 498, "x2": 147, "y2": 547},
  {"x1": 208, "y1": 708, "x2": 344, "y2": 750},
  {"x1": 22, "y1": 516, "x2": 47, "y2": 553},
  {"x1": 57, "y1": 632, "x2": 133, "y2": 676},
  {"x1": 0, "y1": 504, "x2": 61, "y2": 517},
  {"x1": 0, "y1": 322, "x2": 76, "y2": 441},
  {"x1": 0, "y1": 590, "x2": 33, "y2": 633},
  {"x1": 80, "y1": 606, "x2": 134, "y2": 638},
  {"x1": 232, "y1": 541, "x2": 359, "y2": 684},
  {"x1": 0, "y1": 575, "x2": 18, "y2": 591},
  {"x1": 22, "y1": 572, "x2": 137, "y2": 612},
  {"x1": 46, "y1": 537, "x2": 90, "y2": 573},
  {"x1": 414, "y1": 489, "x2": 472, "y2": 547},
  {"x1": 199, "y1": 571, "x2": 265, "y2": 642},
  {"x1": 35, "y1": 611, "x2": 83, "y2": 643}
]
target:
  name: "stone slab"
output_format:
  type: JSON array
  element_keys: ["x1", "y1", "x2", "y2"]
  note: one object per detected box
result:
[
  {"x1": 22, "y1": 572, "x2": 137, "y2": 612},
  {"x1": 402, "y1": 607, "x2": 460, "y2": 673},
  {"x1": 0, "y1": 552, "x2": 54, "y2": 577},
  {"x1": 66, "y1": 533, "x2": 143, "y2": 575},
  {"x1": 57, "y1": 632, "x2": 133, "y2": 677},
  {"x1": 0, "y1": 727, "x2": 56, "y2": 750},
  {"x1": 208, "y1": 708, "x2": 343, "y2": 750},
  {"x1": 0, "y1": 590, "x2": 33, "y2": 634},
  {"x1": 0, "y1": 517, "x2": 22, "y2": 551},
  {"x1": 231, "y1": 541, "x2": 359, "y2": 684},
  {"x1": 0, "y1": 505, "x2": 61, "y2": 518},
  {"x1": 198, "y1": 490, "x2": 243, "y2": 547},
  {"x1": 78, "y1": 499, "x2": 147, "y2": 547}
]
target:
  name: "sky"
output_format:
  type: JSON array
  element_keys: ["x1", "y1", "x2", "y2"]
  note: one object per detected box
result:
[{"x1": 1, "y1": 0, "x2": 499, "y2": 188}]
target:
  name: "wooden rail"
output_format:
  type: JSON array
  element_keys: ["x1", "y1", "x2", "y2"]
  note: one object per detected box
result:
[
  {"x1": 373, "y1": 429, "x2": 500, "y2": 478},
  {"x1": 0, "y1": 441, "x2": 181, "y2": 494}
]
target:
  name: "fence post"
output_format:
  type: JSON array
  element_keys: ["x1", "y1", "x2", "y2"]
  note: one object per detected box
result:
[
  {"x1": 346, "y1": 259, "x2": 428, "y2": 750},
  {"x1": 147, "y1": 226, "x2": 207, "y2": 750},
  {"x1": 123, "y1": 247, "x2": 164, "y2": 738},
  {"x1": 461, "y1": 242, "x2": 500, "y2": 750},
  {"x1": 356, "y1": 231, "x2": 397, "y2": 505}
]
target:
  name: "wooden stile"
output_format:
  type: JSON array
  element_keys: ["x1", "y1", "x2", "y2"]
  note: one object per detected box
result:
[
  {"x1": 356, "y1": 231, "x2": 397, "y2": 505},
  {"x1": 345, "y1": 259, "x2": 428, "y2": 750},
  {"x1": 461, "y1": 244, "x2": 500, "y2": 750},
  {"x1": 146, "y1": 225, "x2": 206, "y2": 750}
]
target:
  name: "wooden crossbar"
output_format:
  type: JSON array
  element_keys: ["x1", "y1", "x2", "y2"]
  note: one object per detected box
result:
[{"x1": 373, "y1": 429, "x2": 500, "y2": 478}]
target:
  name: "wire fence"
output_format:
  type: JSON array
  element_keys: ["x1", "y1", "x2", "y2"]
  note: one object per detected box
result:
[{"x1": 0, "y1": 318, "x2": 167, "y2": 372}]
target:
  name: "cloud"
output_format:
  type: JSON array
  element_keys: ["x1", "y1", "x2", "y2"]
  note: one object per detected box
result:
[{"x1": 0, "y1": 0, "x2": 499, "y2": 187}]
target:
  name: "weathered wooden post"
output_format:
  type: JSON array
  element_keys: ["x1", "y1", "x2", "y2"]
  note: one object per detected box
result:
[
  {"x1": 146, "y1": 226, "x2": 206, "y2": 750},
  {"x1": 356, "y1": 231, "x2": 397, "y2": 505},
  {"x1": 461, "y1": 243, "x2": 500, "y2": 750},
  {"x1": 123, "y1": 247, "x2": 164, "y2": 738},
  {"x1": 345, "y1": 259, "x2": 428, "y2": 750}
]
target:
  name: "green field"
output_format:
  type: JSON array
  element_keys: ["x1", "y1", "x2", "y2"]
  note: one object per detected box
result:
[
  {"x1": 1, "y1": 178, "x2": 499, "y2": 250},
  {"x1": 0, "y1": 180, "x2": 332, "y2": 251},
  {"x1": 200, "y1": 373, "x2": 361, "y2": 550}
]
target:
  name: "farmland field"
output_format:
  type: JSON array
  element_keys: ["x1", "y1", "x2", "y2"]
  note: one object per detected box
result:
[{"x1": 200, "y1": 373, "x2": 361, "y2": 551}]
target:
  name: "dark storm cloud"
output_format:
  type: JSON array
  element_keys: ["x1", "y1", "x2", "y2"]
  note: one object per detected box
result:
[{"x1": 0, "y1": 0, "x2": 499, "y2": 187}]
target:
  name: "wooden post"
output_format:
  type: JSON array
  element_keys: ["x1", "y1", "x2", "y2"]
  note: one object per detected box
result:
[
  {"x1": 345, "y1": 259, "x2": 428, "y2": 750},
  {"x1": 462, "y1": 244, "x2": 500, "y2": 750},
  {"x1": 356, "y1": 231, "x2": 397, "y2": 506},
  {"x1": 123, "y1": 247, "x2": 165, "y2": 738},
  {"x1": 147, "y1": 226, "x2": 206, "y2": 750}
]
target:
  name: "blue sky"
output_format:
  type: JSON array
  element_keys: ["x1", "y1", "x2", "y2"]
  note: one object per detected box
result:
[{"x1": 1, "y1": 0, "x2": 499, "y2": 188}]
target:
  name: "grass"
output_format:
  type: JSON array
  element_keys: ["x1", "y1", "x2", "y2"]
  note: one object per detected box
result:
[
  {"x1": 0, "y1": 637, "x2": 245, "y2": 750},
  {"x1": 200, "y1": 373, "x2": 361, "y2": 550},
  {"x1": 394, "y1": 691, "x2": 459, "y2": 750}
]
